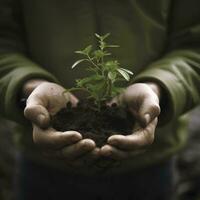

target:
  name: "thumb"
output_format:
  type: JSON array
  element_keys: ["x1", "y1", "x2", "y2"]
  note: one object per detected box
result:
[
  {"x1": 137, "y1": 98, "x2": 160, "y2": 127},
  {"x1": 24, "y1": 95, "x2": 50, "y2": 128}
]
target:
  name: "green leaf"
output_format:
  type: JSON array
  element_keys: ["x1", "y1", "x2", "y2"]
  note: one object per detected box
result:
[
  {"x1": 108, "y1": 71, "x2": 117, "y2": 80},
  {"x1": 106, "y1": 45, "x2": 120, "y2": 48},
  {"x1": 95, "y1": 33, "x2": 101, "y2": 39},
  {"x1": 104, "y1": 51, "x2": 111, "y2": 56},
  {"x1": 93, "y1": 50, "x2": 105, "y2": 59},
  {"x1": 75, "y1": 50, "x2": 85, "y2": 55},
  {"x1": 83, "y1": 45, "x2": 92, "y2": 54},
  {"x1": 90, "y1": 81, "x2": 107, "y2": 97},
  {"x1": 93, "y1": 50, "x2": 111, "y2": 60},
  {"x1": 76, "y1": 75, "x2": 104, "y2": 87},
  {"x1": 117, "y1": 69, "x2": 130, "y2": 81},
  {"x1": 75, "y1": 45, "x2": 92, "y2": 55},
  {"x1": 105, "y1": 60, "x2": 119, "y2": 70},
  {"x1": 71, "y1": 59, "x2": 87, "y2": 69},
  {"x1": 95, "y1": 33, "x2": 110, "y2": 40},
  {"x1": 101, "y1": 33, "x2": 110, "y2": 40},
  {"x1": 100, "y1": 41, "x2": 106, "y2": 50},
  {"x1": 111, "y1": 86, "x2": 124, "y2": 96},
  {"x1": 119, "y1": 68, "x2": 134, "y2": 75}
]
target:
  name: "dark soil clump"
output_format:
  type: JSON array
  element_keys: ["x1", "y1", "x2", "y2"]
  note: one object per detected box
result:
[{"x1": 51, "y1": 101, "x2": 135, "y2": 147}]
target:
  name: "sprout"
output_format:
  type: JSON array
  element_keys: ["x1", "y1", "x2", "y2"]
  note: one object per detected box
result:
[{"x1": 71, "y1": 33, "x2": 133, "y2": 108}]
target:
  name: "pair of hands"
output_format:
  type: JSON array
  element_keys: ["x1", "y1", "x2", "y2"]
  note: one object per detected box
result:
[{"x1": 23, "y1": 80, "x2": 160, "y2": 167}]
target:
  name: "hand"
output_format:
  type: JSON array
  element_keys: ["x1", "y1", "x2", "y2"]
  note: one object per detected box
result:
[
  {"x1": 33, "y1": 126, "x2": 100, "y2": 167},
  {"x1": 24, "y1": 81, "x2": 78, "y2": 128},
  {"x1": 23, "y1": 80, "x2": 100, "y2": 166},
  {"x1": 101, "y1": 82, "x2": 161, "y2": 160}
]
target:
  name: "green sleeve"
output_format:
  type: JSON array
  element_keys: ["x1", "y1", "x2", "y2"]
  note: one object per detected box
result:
[
  {"x1": 0, "y1": 1, "x2": 58, "y2": 124},
  {"x1": 134, "y1": 0, "x2": 200, "y2": 125}
]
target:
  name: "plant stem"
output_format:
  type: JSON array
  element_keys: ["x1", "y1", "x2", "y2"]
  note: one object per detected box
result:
[{"x1": 87, "y1": 55, "x2": 101, "y2": 72}]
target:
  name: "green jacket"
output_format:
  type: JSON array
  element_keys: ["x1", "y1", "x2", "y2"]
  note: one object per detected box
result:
[{"x1": 0, "y1": 0, "x2": 200, "y2": 174}]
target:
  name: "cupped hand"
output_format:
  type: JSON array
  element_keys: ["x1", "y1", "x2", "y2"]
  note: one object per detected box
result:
[
  {"x1": 101, "y1": 82, "x2": 161, "y2": 160},
  {"x1": 23, "y1": 80, "x2": 100, "y2": 166},
  {"x1": 24, "y1": 81, "x2": 78, "y2": 128},
  {"x1": 101, "y1": 118, "x2": 158, "y2": 160},
  {"x1": 33, "y1": 126, "x2": 100, "y2": 166}
]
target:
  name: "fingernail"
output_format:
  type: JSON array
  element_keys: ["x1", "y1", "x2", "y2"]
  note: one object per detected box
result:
[
  {"x1": 37, "y1": 114, "x2": 46, "y2": 125},
  {"x1": 72, "y1": 134, "x2": 82, "y2": 142},
  {"x1": 71, "y1": 135, "x2": 81, "y2": 143},
  {"x1": 144, "y1": 114, "x2": 151, "y2": 125}
]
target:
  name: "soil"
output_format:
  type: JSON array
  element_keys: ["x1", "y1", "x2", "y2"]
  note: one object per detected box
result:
[{"x1": 51, "y1": 100, "x2": 135, "y2": 147}]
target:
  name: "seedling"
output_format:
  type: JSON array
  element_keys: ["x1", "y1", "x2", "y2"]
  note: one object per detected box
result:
[
  {"x1": 70, "y1": 33, "x2": 133, "y2": 108},
  {"x1": 52, "y1": 34, "x2": 135, "y2": 149}
]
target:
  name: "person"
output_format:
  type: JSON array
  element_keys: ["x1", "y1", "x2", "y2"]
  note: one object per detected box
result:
[{"x1": 0, "y1": 0, "x2": 199, "y2": 199}]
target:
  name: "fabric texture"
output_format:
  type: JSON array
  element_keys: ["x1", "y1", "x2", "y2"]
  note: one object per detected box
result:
[{"x1": 14, "y1": 154, "x2": 174, "y2": 200}]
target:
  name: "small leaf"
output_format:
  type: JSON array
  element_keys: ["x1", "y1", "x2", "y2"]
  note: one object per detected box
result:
[
  {"x1": 117, "y1": 69, "x2": 130, "y2": 81},
  {"x1": 75, "y1": 50, "x2": 85, "y2": 55},
  {"x1": 108, "y1": 71, "x2": 117, "y2": 80},
  {"x1": 75, "y1": 45, "x2": 92, "y2": 55},
  {"x1": 102, "y1": 33, "x2": 110, "y2": 40},
  {"x1": 93, "y1": 50, "x2": 105, "y2": 59},
  {"x1": 104, "y1": 51, "x2": 111, "y2": 56},
  {"x1": 106, "y1": 45, "x2": 120, "y2": 48},
  {"x1": 100, "y1": 41, "x2": 106, "y2": 50},
  {"x1": 76, "y1": 75, "x2": 104, "y2": 87},
  {"x1": 119, "y1": 68, "x2": 134, "y2": 75},
  {"x1": 112, "y1": 87, "x2": 124, "y2": 96},
  {"x1": 95, "y1": 33, "x2": 110, "y2": 40},
  {"x1": 71, "y1": 59, "x2": 87, "y2": 69},
  {"x1": 105, "y1": 60, "x2": 119, "y2": 70},
  {"x1": 95, "y1": 33, "x2": 101, "y2": 39},
  {"x1": 83, "y1": 45, "x2": 92, "y2": 55}
]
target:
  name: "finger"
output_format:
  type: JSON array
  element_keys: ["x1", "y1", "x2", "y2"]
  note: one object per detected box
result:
[
  {"x1": 45, "y1": 139, "x2": 96, "y2": 160},
  {"x1": 24, "y1": 94, "x2": 50, "y2": 128},
  {"x1": 75, "y1": 147, "x2": 101, "y2": 166},
  {"x1": 25, "y1": 105, "x2": 50, "y2": 128},
  {"x1": 67, "y1": 93, "x2": 79, "y2": 107},
  {"x1": 108, "y1": 118, "x2": 158, "y2": 150},
  {"x1": 61, "y1": 139, "x2": 95, "y2": 160},
  {"x1": 137, "y1": 94, "x2": 160, "y2": 127},
  {"x1": 33, "y1": 126, "x2": 82, "y2": 149},
  {"x1": 100, "y1": 145, "x2": 145, "y2": 160}
]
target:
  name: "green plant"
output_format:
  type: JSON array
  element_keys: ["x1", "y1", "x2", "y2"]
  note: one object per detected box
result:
[{"x1": 70, "y1": 33, "x2": 133, "y2": 108}]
